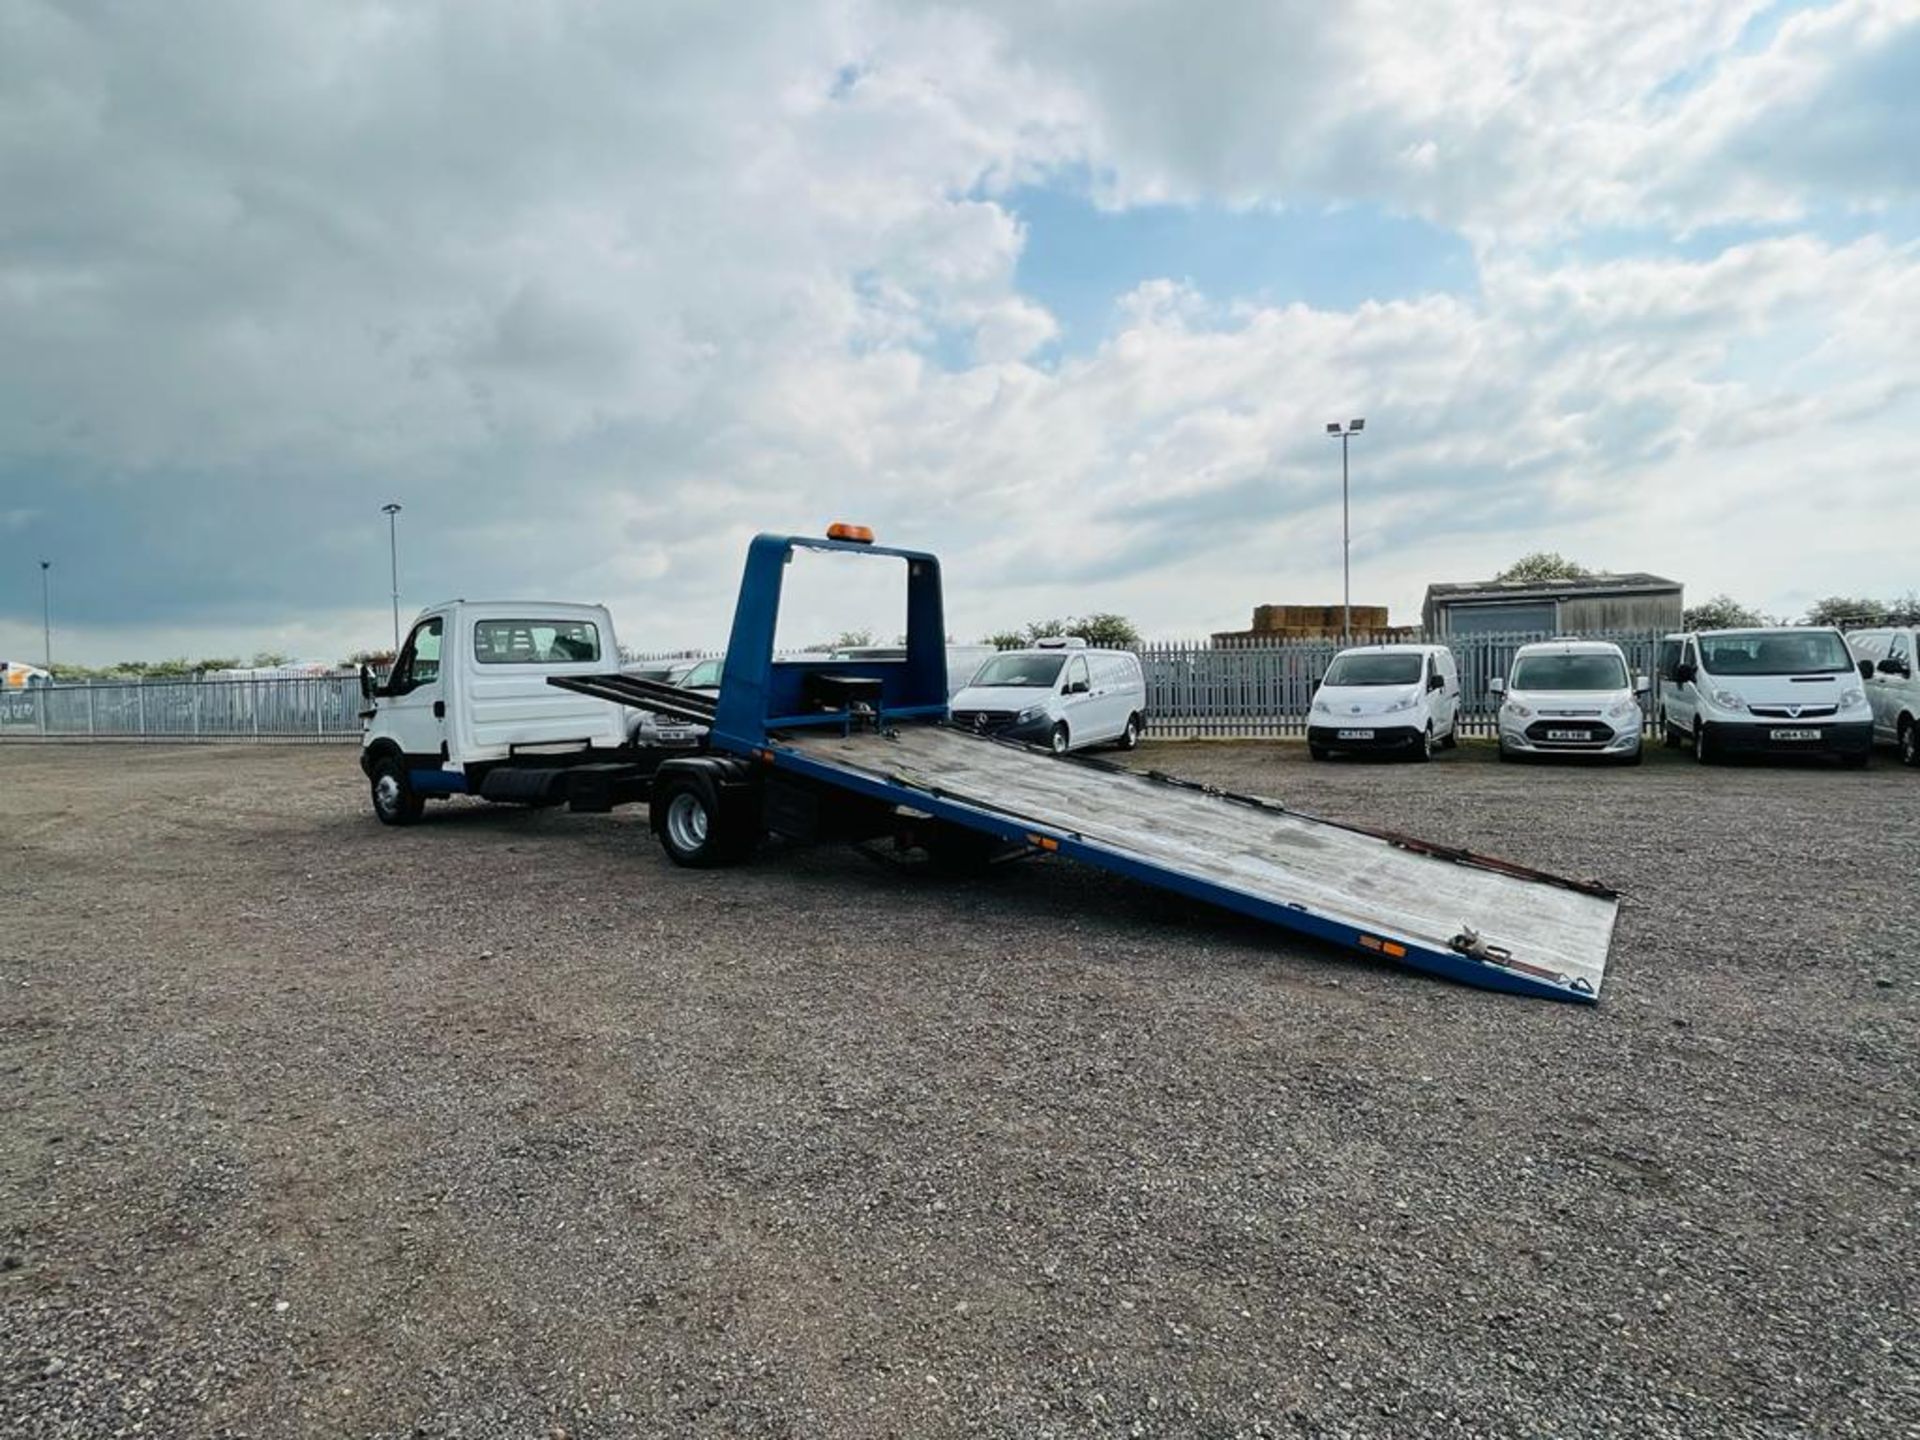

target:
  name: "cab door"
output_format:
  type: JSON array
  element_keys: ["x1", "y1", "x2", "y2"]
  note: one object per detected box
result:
[
  {"x1": 1876, "y1": 632, "x2": 1913, "y2": 743},
  {"x1": 1429, "y1": 651, "x2": 1459, "y2": 736},
  {"x1": 1059, "y1": 654, "x2": 1098, "y2": 743},
  {"x1": 381, "y1": 616, "x2": 447, "y2": 760},
  {"x1": 1670, "y1": 638, "x2": 1702, "y2": 733}
]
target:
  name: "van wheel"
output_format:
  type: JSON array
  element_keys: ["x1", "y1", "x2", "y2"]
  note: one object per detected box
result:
[
  {"x1": 1440, "y1": 723, "x2": 1459, "y2": 751},
  {"x1": 1049, "y1": 723, "x2": 1070, "y2": 756},
  {"x1": 1692, "y1": 722, "x2": 1717, "y2": 765},
  {"x1": 1662, "y1": 712, "x2": 1684, "y2": 748},
  {"x1": 653, "y1": 770, "x2": 753, "y2": 868},
  {"x1": 1118, "y1": 714, "x2": 1142, "y2": 751},
  {"x1": 1497, "y1": 739, "x2": 1518, "y2": 763},
  {"x1": 370, "y1": 757, "x2": 423, "y2": 826},
  {"x1": 1411, "y1": 725, "x2": 1433, "y2": 763},
  {"x1": 1901, "y1": 718, "x2": 1917, "y2": 768},
  {"x1": 1308, "y1": 743, "x2": 1331, "y2": 761}
]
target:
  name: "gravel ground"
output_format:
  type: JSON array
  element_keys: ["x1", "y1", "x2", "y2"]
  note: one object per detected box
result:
[{"x1": 2, "y1": 740, "x2": 1915, "y2": 1438}]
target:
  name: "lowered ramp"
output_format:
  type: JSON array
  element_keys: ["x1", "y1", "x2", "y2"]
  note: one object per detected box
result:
[{"x1": 783, "y1": 724, "x2": 1618, "y2": 1002}]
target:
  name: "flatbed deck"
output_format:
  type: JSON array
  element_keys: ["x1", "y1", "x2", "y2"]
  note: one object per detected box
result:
[{"x1": 783, "y1": 724, "x2": 1617, "y2": 999}]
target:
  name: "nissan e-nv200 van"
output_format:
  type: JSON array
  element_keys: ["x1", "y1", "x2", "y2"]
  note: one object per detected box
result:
[{"x1": 1307, "y1": 644, "x2": 1460, "y2": 761}]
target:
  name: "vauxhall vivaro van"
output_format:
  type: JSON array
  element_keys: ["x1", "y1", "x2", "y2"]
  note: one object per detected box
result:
[
  {"x1": 1657, "y1": 627, "x2": 1873, "y2": 765},
  {"x1": 1307, "y1": 644, "x2": 1460, "y2": 761},
  {"x1": 949, "y1": 638, "x2": 1147, "y2": 754}
]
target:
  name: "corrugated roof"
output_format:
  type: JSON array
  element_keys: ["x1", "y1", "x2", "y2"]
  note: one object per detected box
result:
[{"x1": 1425, "y1": 572, "x2": 1680, "y2": 604}]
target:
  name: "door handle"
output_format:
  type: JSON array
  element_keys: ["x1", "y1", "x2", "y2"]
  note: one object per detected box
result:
[{"x1": 433, "y1": 700, "x2": 446, "y2": 720}]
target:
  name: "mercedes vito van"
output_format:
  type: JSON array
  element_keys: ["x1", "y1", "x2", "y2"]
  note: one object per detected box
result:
[
  {"x1": 949, "y1": 638, "x2": 1147, "y2": 754},
  {"x1": 1657, "y1": 627, "x2": 1873, "y2": 765},
  {"x1": 1490, "y1": 640, "x2": 1646, "y2": 763},
  {"x1": 1845, "y1": 626, "x2": 1920, "y2": 767},
  {"x1": 1307, "y1": 644, "x2": 1460, "y2": 761}
]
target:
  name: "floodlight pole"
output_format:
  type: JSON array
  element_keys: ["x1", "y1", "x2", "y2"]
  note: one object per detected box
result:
[
  {"x1": 1326, "y1": 419, "x2": 1365, "y2": 645},
  {"x1": 382, "y1": 503, "x2": 403, "y2": 652},
  {"x1": 40, "y1": 559, "x2": 52, "y2": 672}
]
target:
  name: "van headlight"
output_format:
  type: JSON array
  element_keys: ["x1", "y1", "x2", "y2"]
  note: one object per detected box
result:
[
  {"x1": 1384, "y1": 694, "x2": 1417, "y2": 714},
  {"x1": 1017, "y1": 704, "x2": 1046, "y2": 723},
  {"x1": 1710, "y1": 688, "x2": 1745, "y2": 711},
  {"x1": 1607, "y1": 697, "x2": 1642, "y2": 720},
  {"x1": 1504, "y1": 699, "x2": 1533, "y2": 719},
  {"x1": 1840, "y1": 687, "x2": 1864, "y2": 710}
]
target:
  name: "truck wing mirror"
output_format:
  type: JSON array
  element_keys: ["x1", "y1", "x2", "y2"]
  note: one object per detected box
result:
[{"x1": 359, "y1": 664, "x2": 377, "y2": 701}]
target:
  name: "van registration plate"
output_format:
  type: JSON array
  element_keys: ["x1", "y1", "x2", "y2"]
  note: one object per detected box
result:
[
  {"x1": 1770, "y1": 728, "x2": 1820, "y2": 741},
  {"x1": 1337, "y1": 729, "x2": 1374, "y2": 741},
  {"x1": 1546, "y1": 729, "x2": 1588, "y2": 741}
]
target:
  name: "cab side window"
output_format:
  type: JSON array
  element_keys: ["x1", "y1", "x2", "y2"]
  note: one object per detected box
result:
[
  {"x1": 393, "y1": 618, "x2": 443, "y2": 693},
  {"x1": 1658, "y1": 640, "x2": 1681, "y2": 681},
  {"x1": 1889, "y1": 633, "x2": 1913, "y2": 676},
  {"x1": 1065, "y1": 656, "x2": 1089, "y2": 693}
]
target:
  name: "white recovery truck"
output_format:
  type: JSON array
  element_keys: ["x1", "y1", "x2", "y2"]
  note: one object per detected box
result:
[{"x1": 358, "y1": 600, "x2": 657, "y2": 823}]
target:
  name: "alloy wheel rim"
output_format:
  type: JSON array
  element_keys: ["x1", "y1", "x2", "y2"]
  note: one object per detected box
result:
[{"x1": 375, "y1": 774, "x2": 400, "y2": 814}]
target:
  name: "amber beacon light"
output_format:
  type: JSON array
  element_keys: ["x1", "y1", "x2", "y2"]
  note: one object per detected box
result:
[{"x1": 826, "y1": 522, "x2": 875, "y2": 543}]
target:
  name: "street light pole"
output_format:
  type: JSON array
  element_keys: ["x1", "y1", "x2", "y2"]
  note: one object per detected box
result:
[
  {"x1": 40, "y1": 560, "x2": 52, "y2": 672},
  {"x1": 1324, "y1": 418, "x2": 1366, "y2": 645},
  {"x1": 381, "y1": 503, "x2": 403, "y2": 653}
]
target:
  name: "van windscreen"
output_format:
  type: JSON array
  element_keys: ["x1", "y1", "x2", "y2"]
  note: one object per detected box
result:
[
  {"x1": 1512, "y1": 654, "x2": 1628, "y2": 691},
  {"x1": 1321, "y1": 653, "x2": 1423, "y2": 687},
  {"x1": 971, "y1": 653, "x2": 1067, "y2": 688},
  {"x1": 1699, "y1": 632, "x2": 1851, "y2": 676}
]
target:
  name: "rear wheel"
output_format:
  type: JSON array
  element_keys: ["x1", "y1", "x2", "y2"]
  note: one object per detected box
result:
[
  {"x1": 370, "y1": 757, "x2": 423, "y2": 826},
  {"x1": 1440, "y1": 722, "x2": 1459, "y2": 751},
  {"x1": 1901, "y1": 718, "x2": 1917, "y2": 768},
  {"x1": 1049, "y1": 723, "x2": 1070, "y2": 756},
  {"x1": 654, "y1": 770, "x2": 755, "y2": 868},
  {"x1": 1118, "y1": 714, "x2": 1142, "y2": 751}
]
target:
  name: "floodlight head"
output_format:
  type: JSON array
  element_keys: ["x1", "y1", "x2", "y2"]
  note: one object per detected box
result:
[
  {"x1": 1325, "y1": 422, "x2": 1342, "y2": 435},
  {"x1": 382, "y1": 502, "x2": 403, "y2": 515},
  {"x1": 1348, "y1": 418, "x2": 1366, "y2": 432}
]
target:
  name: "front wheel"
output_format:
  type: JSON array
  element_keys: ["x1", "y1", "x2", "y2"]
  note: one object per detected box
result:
[
  {"x1": 1117, "y1": 714, "x2": 1142, "y2": 751},
  {"x1": 1410, "y1": 724, "x2": 1433, "y2": 763},
  {"x1": 653, "y1": 771, "x2": 754, "y2": 868},
  {"x1": 1662, "y1": 711, "x2": 1684, "y2": 748},
  {"x1": 1900, "y1": 718, "x2": 1917, "y2": 768},
  {"x1": 1308, "y1": 743, "x2": 1331, "y2": 761},
  {"x1": 1692, "y1": 722, "x2": 1717, "y2": 765},
  {"x1": 1048, "y1": 723, "x2": 1071, "y2": 756},
  {"x1": 370, "y1": 757, "x2": 423, "y2": 826}
]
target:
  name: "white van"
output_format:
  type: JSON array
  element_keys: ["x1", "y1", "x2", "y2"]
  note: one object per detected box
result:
[
  {"x1": 949, "y1": 638, "x2": 1147, "y2": 754},
  {"x1": 1308, "y1": 644, "x2": 1460, "y2": 761},
  {"x1": 1845, "y1": 627, "x2": 1920, "y2": 767},
  {"x1": 1656, "y1": 627, "x2": 1873, "y2": 765},
  {"x1": 830, "y1": 643, "x2": 998, "y2": 700},
  {"x1": 1489, "y1": 640, "x2": 1646, "y2": 764}
]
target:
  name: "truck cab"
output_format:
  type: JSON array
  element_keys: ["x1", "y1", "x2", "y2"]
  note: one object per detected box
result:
[{"x1": 361, "y1": 601, "x2": 632, "y2": 822}]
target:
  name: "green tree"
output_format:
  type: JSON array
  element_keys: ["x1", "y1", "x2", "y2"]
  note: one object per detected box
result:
[
  {"x1": 983, "y1": 614, "x2": 1143, "y2": 650},
  {"x1": 249, "y1": 650, "x2": 294, "y2": 668},
  {"x1": 1683, "y1": 594, "x2": 1764, "y2": 630},
  {"x1": 1494, "y1": 552, "x2": 1594, "y2": 584},
  {"x1": 1801, "y1": 596, "x2": 1890, "y2": 628}
]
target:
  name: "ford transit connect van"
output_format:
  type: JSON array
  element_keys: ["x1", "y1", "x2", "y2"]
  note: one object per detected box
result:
[
  {"x1": 950, "y1": 639, "x2": 1147, "y2": 754},
  {"x1": 1845, "y1": 627, "x2": 1920, "y2": 767},
  {"x1": 1308, "y1": 644, "x2": 1460, "y2": 761},
  {"x1": 1489, "y1": 640, "x2": 1646, "y2": 763},
  {"x1": 1657, "y1": 627, "x2": 1873, "y2": 765}
]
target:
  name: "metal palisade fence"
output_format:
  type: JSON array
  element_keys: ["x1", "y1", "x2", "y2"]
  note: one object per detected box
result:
[
  {"x1": 0, "y1": 630, "x2": 1670, "y2": 744},
  {"x1": 1140, "y1": 629, "x2": 1668, "y2": 739}
]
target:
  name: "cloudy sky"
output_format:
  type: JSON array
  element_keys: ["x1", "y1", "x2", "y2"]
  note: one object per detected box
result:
[{"x1": 2, "y1": 0, "x2": 1916, "y2": 664}]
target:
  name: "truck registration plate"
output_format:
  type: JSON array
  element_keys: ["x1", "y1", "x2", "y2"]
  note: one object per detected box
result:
[
  {"x1": 1770, "y1": 728, "x2": 1820, "y2": 741},
  {"x1": 1337, "y1": 729, "x2": 1374, "y2": 741},
  {"x1": 1546, "y1": 729, "x2": 1588, "y2": 741}
]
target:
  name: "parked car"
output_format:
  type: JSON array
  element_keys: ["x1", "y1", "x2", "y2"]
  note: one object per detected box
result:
[
  {"x1": 624, "y1": 656, "x2": 722, "y2": 750},
  {"x1": 949, "y1": 637, "x2": 1146, "y2": 754},
  {"x1": 1489, "y1": 640, "x2": 1646, "y2": 764},
  {"x1": 1656, "y1": 627, "x2": 1873, "y2": 765},
  {"x1": 1845, "y1": 627, "x2": 1920, "y2": 767},
  {"x1": 1307, "y1": 644, "x2": 1460, "y2": 761}
]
